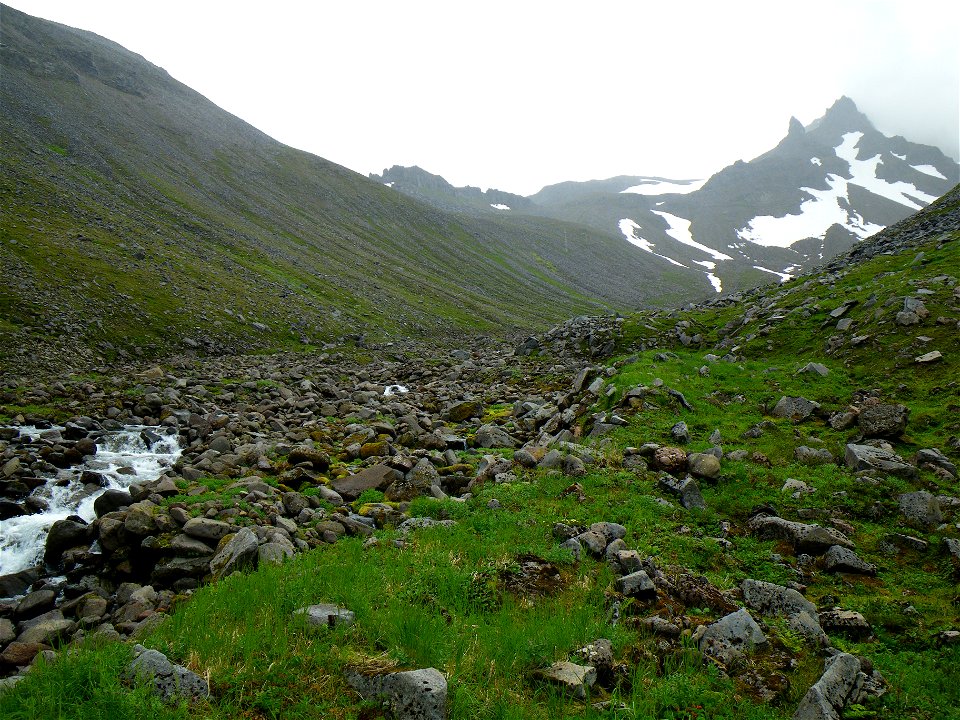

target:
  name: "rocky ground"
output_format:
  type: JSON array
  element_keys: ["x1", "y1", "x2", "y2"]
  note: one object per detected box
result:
[{"x1": 1, "y1": 190, "x2": 959, "y2": 719}]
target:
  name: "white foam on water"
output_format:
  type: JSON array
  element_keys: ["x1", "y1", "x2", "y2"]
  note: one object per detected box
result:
[
  {"x1": 0, "y1": 426, "x2": 182, "y2": 576},
  {"x1": 384, "y1": 385, "x2": 409, "y2": 397}
]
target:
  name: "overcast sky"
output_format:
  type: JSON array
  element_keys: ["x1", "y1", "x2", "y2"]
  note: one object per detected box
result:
[{"x1": 7, "y1": 0, "x2": 959, "y2": 195}]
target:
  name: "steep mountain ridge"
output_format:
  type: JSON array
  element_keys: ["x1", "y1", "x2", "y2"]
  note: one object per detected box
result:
[
  {"x1": 0, "y1": 4, "x2": 694, "y2": 373},
  {"x1": 379, "y1": 97, "x2": 958, "y2": 297}
]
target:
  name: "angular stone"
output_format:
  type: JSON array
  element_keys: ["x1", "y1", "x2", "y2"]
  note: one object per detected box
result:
[
  {"x1": 793, "y1": 652, "x2": 863, "y2": 720},
  {"x1": 474, "y1": 424, "x2": 518, "y2": 449},
  {"x1": 742, "y1": 579, "x2": 816, "y2": 617},
  {"x1": 182, "y1": 517, "x2": 234, "y2": 542},
  {"x1": 657, "y1": 474, "x2": 705, "y2": 510},
  {"x1": 615, "y1": 570, "x2": 656, "y2": 599},
  {"x1": 857, "y1": 404, "x2": 908, "y2": 439},
  {"x1": 844, "y1": 444, "x2": 917, "y2": 479},
  {"x1": 771, "y1": 396, "x2": 820, "y2": 421},
  {"x1": 898, "y1": 491, "x2": 943, "y2": 529},
  {"x1": 127, "y1": 645, "x2": 210, "y2": 702},
  {"x1": 576, "y1": 531, "x2": 608, "y2": 556},
  {"x1": 535, "y1": 661, "x2": 597, "y2": 700},
  {"x1": 332, "y1": 465, "x2": 397, "y2": 500},
  {"x1": 823, "y1": 545, "x2": 876, "y2": 575},
  {"x1": 347, "y1": 667, "x2": 447, "y2": 720},
  {"x1": 209, "y1": 527, "x2": 259, "y2": 580},
  {"x1": 445, "y1": 400, "x2": 483, "y2": 422},
  {"x1": 818, "y1": 609, "x2": 872, "y2": 639},
  {"x1": 915, "y1": 350, "x2": 943, "y2": 363},
  {"x1": 747, "y1": 515, "x2": 853, "y2": 554}
]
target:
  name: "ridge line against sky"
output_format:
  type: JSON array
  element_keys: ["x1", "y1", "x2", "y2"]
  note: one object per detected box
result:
[{"x1": 4, "y1": 0, "x2": 959, "y2": 196}]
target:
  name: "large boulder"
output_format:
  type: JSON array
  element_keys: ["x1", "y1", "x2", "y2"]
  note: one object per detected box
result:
[
  {"x1": 127, "y1": 645, "x2": 210, "y2": 703},
  {"x1": 43, "y1": 518, "x2": 91, "y2": 566},
  {"x1": 771, "y1": 396, "x2": 820, "y2": 421},
  {"x1": 793, "y1": 653, "x2": 863, "y2": 720},
  {"x1": 347, "y1": 667, "x2": 447, "y2": 720},
  {"x1": 209, "y1": 527, "x2": 259, "y2": 580},
  {"x1": 332, "y1": 465, "x2": 398, "y2": 501},
  {"x1": 857, "y1": 404, "x2": 909, "y2": 439},
  {"x1": 844, "y1": 444, "x2": 917, "y2": 479},
  {"x1": 898, "y1": 491, "x2": 943, "y2": 529}
]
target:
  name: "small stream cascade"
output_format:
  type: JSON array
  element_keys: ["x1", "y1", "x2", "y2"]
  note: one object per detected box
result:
[{"x1": 0, "y1": 425, "x2": 182, "y2": 578}]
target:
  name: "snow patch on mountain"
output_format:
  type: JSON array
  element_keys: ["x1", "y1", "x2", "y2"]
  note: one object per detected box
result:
[
  {"x1": 652, "y1": 211, "x2": 733, "y2": 261},
  {"x1": 753, "y1": 266, "x2": 794, "y2": 282},
  {"x1": 811, "y1": 158, "x2": 822, "y2": 166},
  {"x1": 693, "y1": 260, "x2": 722, "y2": 293},
  {"x1": 618, "y1": 219, "x2": 688, "y2": 268},
  {"x1": 836, "y1": 132, "x2": 938, "y2": 210},
  {"x1": 733, "y1": 131, "x2": 937, "y2": 248},
  {"x1": 490, "y1": 203, "x2": 511, "y2": 210},
  {"x1": 621, "y1": 178, "x2": 707, "y2": 196},
  {"x1": 911, "y1": 164, "x2": 947, "y2": 180}
]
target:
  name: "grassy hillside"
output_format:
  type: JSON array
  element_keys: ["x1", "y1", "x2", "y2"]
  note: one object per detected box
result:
[{"x1": 0, "y1": 4, "x2": 700, "y2": 375}]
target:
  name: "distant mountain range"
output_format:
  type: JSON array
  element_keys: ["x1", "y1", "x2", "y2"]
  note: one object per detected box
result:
[{"x1": 372, "y1": 97, "x2": 959, "y2": 294}]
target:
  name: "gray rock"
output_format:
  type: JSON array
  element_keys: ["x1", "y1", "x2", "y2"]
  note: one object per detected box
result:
[
  {"x1": 0, "y1": 618, "x2": 14, "y2": 645},
  {"x1": 347, "y1": 667, "x2": 447, "y2": 720},
  {"x1": 798, "y1": 362, "x2": 829, "y2": 377},
  {"x1": 615, "y1": 570, "x2": 656, "y2": 599},
  {"x1": 127, "y1": 645, "x2": 210, "y2": 702},
  {"x1": 747, "y1": 515, "x2": 853, "y2": 554},
  {"x1": 670, "y1": 421, "x2": 691, "y2": 444},
  {"x1": 823, "y1": 545, "x2": 877, "y2": 575},
  {"x1": 535, "y1": 661, "x2": 597, "y2": 700},
  {"x1": 657, "y1": 474, "x2": 706, "y2": 510},
  {"x1": 182, "y1": 517, "x2": 234, "y2": 542},
  {"x1": 771, "y1": 396, "x2": 820, "y2": 421},
  {"x1": 741, "y1": 579, "x2": 816, "y2": 617},
  {"x1": 915, "y1": 350, "x2": 943, "y2": 363},
  {"x1": 698, "y1": 608, "x2": 766, "y2": 666},
  {"x1": 916, "y1": 448, "x2": 957, "y2": 478},
  {"x1": 209, "y1": 527, "x2": 259, "y2": 580},
  {"x1": 294, "y1": 603, "x2": 355, "y2": 628},
  {"x1": 589, "y1": 522, "x2": 627, "y2": 543},
  {"x1": 857, "y1": 404, "x2": 909, "y2": 439},
  {"x1": 818, "y1": 609, "x2": 872, "y2": 639},
  {"x1": 844, "y1": 444, "x2": 917, "y2": 479},
  {"x1": 332, "y1": 465, "x2": 398, "y2": 501},
  {"x1": 576, "y1": 531, "x2": 608, "y2": 556},
  {"x1": 687, "y1": 453, "x2": 721, "y2": 479},
  {"x1": 898, "y1": 491, "x2": 943, "y2": 529},
  {"x1": 474, "y1": 424, "x2": 518, "y2": 449},
  {"x1": 793, "y1": 653, "x2": 866, "y2": 720}
]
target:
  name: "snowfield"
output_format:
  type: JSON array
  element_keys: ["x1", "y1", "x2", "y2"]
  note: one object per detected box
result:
[
  {"x1": 621, "y1": 178, "x2": 707, "y2": 195},
  {"x1": 734, "y1": 132, "x2": 936, "y2": 248}
]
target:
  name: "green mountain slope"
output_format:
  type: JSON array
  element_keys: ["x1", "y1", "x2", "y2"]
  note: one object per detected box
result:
[{"x1": 0, "y1": 5, "x2": 693, "y2": 371}]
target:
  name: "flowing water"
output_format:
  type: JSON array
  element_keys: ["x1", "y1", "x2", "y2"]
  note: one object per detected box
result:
[{"x1": 0, "y1": 425, "x2": 183, "y2": 576}]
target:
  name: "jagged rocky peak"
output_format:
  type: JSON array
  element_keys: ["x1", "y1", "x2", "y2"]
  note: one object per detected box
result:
[
  {"x1": 787, "y1": 116, "x2": 805, "y2": 137},
  {"x1": 806, "y1": 95, "x2": 874, "y2": 134},
  {"x1": 372, "y1": 165, "x2": 454, "y2": 192}
]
